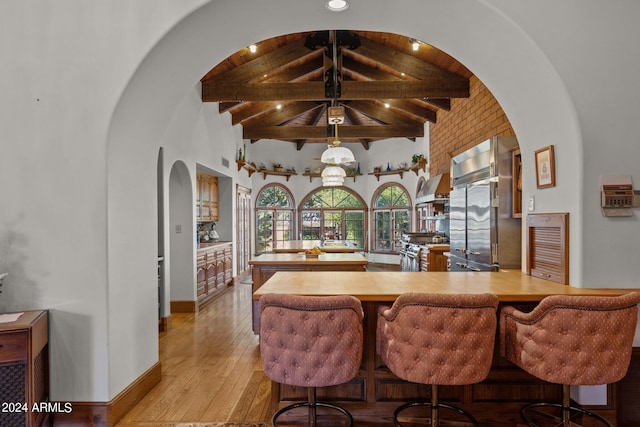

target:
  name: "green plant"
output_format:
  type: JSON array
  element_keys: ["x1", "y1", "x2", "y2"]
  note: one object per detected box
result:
[{"x1": 411, "y1": 153, "x2": 424, "y2": 163}]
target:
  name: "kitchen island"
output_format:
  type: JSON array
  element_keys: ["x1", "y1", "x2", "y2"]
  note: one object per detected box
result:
[
  {"x1": 271, "y1": 239, "x2": 360, "y2": 253},
  {"x1": 254, "y1": 270, "x2": 638, "y2": 426},
  {"x1": 249, "y1": 253, "x2": 367, "y2": 332}
]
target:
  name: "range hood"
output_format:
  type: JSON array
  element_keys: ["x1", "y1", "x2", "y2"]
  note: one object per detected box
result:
[{"x1": 416, "y1": 172, "x2": 451, "y2": 204}]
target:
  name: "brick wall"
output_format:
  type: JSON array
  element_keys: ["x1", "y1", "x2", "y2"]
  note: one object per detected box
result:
[{"x1": 428, "y1": 76, "x2": 515, "y2": 176}]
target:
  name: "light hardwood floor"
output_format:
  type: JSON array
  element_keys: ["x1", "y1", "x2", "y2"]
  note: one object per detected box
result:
[
  {"x1": 116, "y1": 282, "x2": 272, "y2": 426},
  {"x1": 116, "y1": 263, "x2": 401, "y2": 427}
]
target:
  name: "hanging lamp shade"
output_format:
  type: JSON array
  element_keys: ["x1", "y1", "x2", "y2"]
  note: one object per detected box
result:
[
  {"x1": 321, "y1": 121, "x2": 355, "y2": 165},
  {"x1": 321, "y1": 144, "x2": 355, "y2": 165},
  {"x1": 321, "y1": 165, "x2": 346, "y2": 186}
]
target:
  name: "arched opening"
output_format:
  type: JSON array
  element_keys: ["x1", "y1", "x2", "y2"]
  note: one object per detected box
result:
[
  {"x1": 168, "y1": 161, "x2": 195, "y2": 306},
  {"x1": 104, "y1": 0, "x2": 582, "y2": 402}
]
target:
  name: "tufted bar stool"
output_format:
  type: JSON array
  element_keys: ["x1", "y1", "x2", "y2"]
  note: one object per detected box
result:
[
  {"x1": 377, "y1": 292, "x2": 499, "y2": 426},
  {"x1": 500, "y1": 292, "x2": 640, "y2": 427},
  {"x1": 259, "y1": 293, "x2": 364, "y2": 426}
]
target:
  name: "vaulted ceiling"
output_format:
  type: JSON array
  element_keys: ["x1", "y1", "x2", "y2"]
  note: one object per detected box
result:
[{"x1": 201, "y1": 30, "x2": 473, "y2": 150}]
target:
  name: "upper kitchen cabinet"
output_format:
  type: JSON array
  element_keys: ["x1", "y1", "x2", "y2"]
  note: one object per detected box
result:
[{"x1": 196, "y1": 171, "x2": 219, "y2": 221}]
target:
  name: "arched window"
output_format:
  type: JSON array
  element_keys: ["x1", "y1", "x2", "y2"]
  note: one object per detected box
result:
[
  {"x1": 299, "y1": 187, "x2": 367, "y2": 250},
  {"x1": 255, "y1": 184, "x2": 295, "y2": 253},
  {"x1": 371, "y1": 183, "x2": 411, "y2": 253}
]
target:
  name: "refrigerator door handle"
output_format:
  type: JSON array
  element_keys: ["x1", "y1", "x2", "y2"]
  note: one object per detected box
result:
[{"x1": 492, "y1": 243, "x2": 498, "y2": 264}]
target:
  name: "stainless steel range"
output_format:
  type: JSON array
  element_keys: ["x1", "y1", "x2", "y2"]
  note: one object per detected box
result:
[{"x1": 400, "y1": 232, "x2": 442, "y2": 271}]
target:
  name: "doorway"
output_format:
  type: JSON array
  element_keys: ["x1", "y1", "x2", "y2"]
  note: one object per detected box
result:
[{"x1": 236, "y1": 184, "x2": 251, "y2": 281}]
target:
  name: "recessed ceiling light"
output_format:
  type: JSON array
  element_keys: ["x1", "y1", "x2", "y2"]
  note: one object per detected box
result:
[
  {"x1": 249, "y1": 44, "x2": 257, "y2": 53},
  {"x1": 326, "y1": 0, "x2": 349, "y2": 12}
]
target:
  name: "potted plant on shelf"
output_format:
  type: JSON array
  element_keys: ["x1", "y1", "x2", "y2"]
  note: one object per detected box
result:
[
  {"x1": 411, "y1": 153, "x2": 425, "y2": 164},
  {"x1": 273, "y1": 163, "x2": 283, "y2": 172}
]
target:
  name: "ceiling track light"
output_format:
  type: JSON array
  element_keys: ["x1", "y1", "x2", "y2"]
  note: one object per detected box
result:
[{"x1": 326, "y1": 0, "x2": 349, "y2": 12}]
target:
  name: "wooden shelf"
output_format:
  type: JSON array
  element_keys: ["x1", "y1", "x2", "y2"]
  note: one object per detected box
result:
[
  {"x1": 302, "y1": 172, "x2": 363, "y2": 182},
  {"x1": 260, "y1": 170, "x2": 297, "y2": 181},
  {"x1": 369, "y1": 169, "x2": 406, "y2": 181},
  {"x1": 236, "y1": 160, "x2": 257, "y2": 177},
  {"x1": 409, "y1": 159, "x2": 427, "y2": 175}
]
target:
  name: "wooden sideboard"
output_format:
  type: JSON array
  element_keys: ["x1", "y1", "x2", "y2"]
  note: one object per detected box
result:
[
  {"x1": 0, "y1": 310, "x2": 49, "y2": 427},
  {"x1": 197, "y1": 242, "x2": 233, "y2": 309},
  {"x1": 254, "y1": 271, "x2": 638, "y2": 426}
]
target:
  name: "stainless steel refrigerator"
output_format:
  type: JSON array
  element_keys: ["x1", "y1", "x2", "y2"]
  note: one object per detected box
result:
[{"x1": 448, "y1": 137, "x2": 521, "y2": 271}]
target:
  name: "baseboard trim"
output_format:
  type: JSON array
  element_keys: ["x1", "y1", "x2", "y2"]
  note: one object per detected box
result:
[
  {"x1": 52, "y1": 362, "x2": 162, "y2": 427},
  {"x1": 171, "y1": 300, "x2": 196, "y2": 313},
  {"x1": 159, "y1": 315, "x2": 172, "y2": 332}
]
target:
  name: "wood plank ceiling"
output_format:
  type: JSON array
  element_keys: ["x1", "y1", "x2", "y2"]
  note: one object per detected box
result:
[{"x1": 201, "y1": 30, "x2": 473, "y2": 150}]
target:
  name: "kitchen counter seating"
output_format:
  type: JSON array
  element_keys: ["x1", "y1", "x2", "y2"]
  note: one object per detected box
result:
[
  {"x1": 259, "y1": 294, "x2": 364, "y2": 426},
  {"x1": 500, "y1": 292, "x2": 640, "y2": 427},
  {"x1": 254, "y1": 270, "x2": 640, "y2": 425},
  {"x1": 377, "y1": 293, "x2": 499, "y2": 426},
  {"x1": 249, "y1": 253, "x2": 367, "y2": 333}
]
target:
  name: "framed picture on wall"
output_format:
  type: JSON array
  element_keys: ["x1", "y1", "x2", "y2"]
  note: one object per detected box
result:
[{"x1": 535, "y1": 145, "x2": 556, "y2": 188}]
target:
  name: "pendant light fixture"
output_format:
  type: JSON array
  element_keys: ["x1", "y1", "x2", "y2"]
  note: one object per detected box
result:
[
  {"x1": 319, "y1": 31, "x2": 354, "y2": 186},
  {"x1": 321, "y1": 106, "x2": 355, "y2": 165},
  {"x1": 321, "y1": 165, "x2": 346, "y2": 186}
]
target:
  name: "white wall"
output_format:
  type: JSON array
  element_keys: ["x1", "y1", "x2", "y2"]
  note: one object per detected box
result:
[{"x1": 1, "y1": 0, "x2": 638, "y2": 403}]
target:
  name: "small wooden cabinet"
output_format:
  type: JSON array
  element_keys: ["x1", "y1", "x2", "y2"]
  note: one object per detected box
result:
[
  {"x1": 418, "y1": 245, "x2": 449, "y2": 272},
  {"x1": 196, "y1": 171, "x2": 219, "y2": 221},
  {"x1": 0, "y1": 310, "x2": 49, "y2": 427},
  {"x1": 196, "y1": 242, "x2": 233, "y2": 308}
]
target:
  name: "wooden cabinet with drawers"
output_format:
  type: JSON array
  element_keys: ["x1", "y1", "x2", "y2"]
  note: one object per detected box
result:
[
  {"x1": 0, "y1": 310, "x2": 49, "y2": 427},
  {"x1": 196, "y1": 242, "x2": 233, "y2": 308}
]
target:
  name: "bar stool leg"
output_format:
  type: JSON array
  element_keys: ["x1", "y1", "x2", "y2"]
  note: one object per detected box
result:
[
  {"x1": 431, "y1": 385, "x2": 439, "y2": 427},
  {"x1": 309, "y1": 387, "x2": 317, "y2": 426}
]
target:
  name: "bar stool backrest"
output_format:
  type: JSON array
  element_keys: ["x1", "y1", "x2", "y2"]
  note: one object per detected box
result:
[
  {"x1": 378, "y1": 292, "x2": 499, "y2": 386},
  {"x1": 259, "y1": 293, "x2": 364, "y2": 388},
  {"x1": 500, "y1": 292, "x2": 640, "y2": 385}
]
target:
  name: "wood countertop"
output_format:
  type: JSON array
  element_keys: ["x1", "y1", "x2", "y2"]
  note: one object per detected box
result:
[
  {"x1": 272, "y1": 240, "x2": 359, "y2": 253},
  {"x1": 197, "y1": 241, "x2": 231, "y2": 251},
  {"x1": 249, "y1": 252, "x2": 368, "y2": 265},
  {"x1": 418, "y1": 244, "x2": 450, "y2": 250},
  {"x1": 253, "y1": 270, "x2": 635, "y2": 302}
]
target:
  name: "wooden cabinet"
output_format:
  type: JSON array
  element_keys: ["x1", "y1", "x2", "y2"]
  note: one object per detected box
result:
[
  {"x1": 0, "y1": 310, "x2": 49, "y2": 427},
  {"x1": 196, "y1": 171, "x2": 218, "y2": 221},
  {"x1": 418, "y1": 245, "x2": 449, "y2": 272},
  {"x1": 224, "y1": 245, "x2": 233, "y2": 284},
  {"x1": 196, "y1": 242, "x2": 233, "y2": 308}
]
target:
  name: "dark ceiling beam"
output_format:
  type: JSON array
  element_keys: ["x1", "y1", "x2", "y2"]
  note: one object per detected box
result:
[
  {"x1": 202, "y1": 38, "x2": 319, "y2": 84},
  {"x1": 243, "y1": 124, "x2": 424, "y2": 140},
  {"x1": 340, "y1": 80, "x2": 468, "y2": 99},
  {"x1": 342, "y1": 60, "x2": 451, "y2": 112},
  {"x1": 203, "y1": 81, "x2": 325, "y2": 102},
  {"x1": 347, "y1": 100, "x2": 429, "y2": 125},
  {"x1": 242, "y1": 102, "x2": 321, "y2": 127},
  {"x1": 345, "y1": 37, "x2": 468, "y2": 85},
  {"x1": 202, "y1": 79, "x2": 467, "y2": 102}
]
